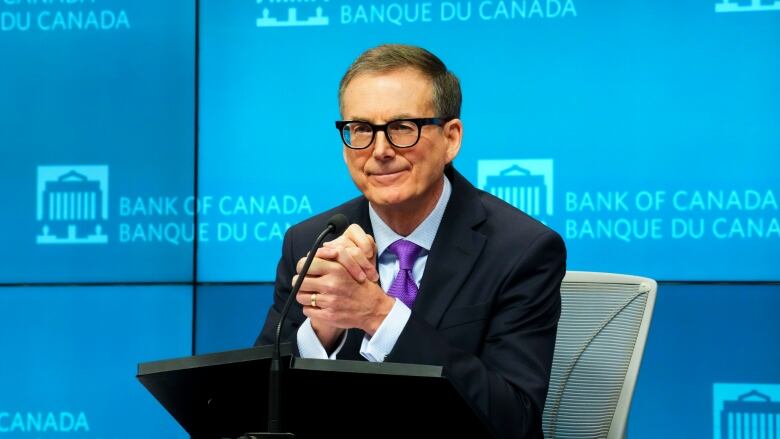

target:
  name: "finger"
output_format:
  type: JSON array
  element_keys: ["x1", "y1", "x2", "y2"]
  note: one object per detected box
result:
[
  {"x1": 293, "y1": 274, "x2": 316, "y2": 295},
  {"x1": 295, "y1": 291, "x2": 311, "y2": 307},
  {"x1": 323, "y1": 232, "x2": 376, "y2": 263},
  {"x1": 296, "y1": 255, "x2": 342, "y2": 277},
  {"x1": 298, "y1": 272, "x2": 341, "y2": 296},
  {"x1": 297, "y1": 245, "x2": 341, "y2": 273},
  {"x1": 332, "y1": 246, "x2": 367, "y2": 282},
  {"x1": 317, "y1": 245, "x2": 376, "y2": 282},
  {"x1": 323, "y1": 235, "x2": 355, "y2": 250},
  {"x1": 293, "y1": 273, "x2": 327, "y2": 296},
  {"x1": 296, "y1": 292, "x2": 329, "y2": 308},
  {"x1": 296, "y1": 252, "x2": 330, "y2": 274},
  {"x1": 322, "y1": 237, "x2": 344, "y2": 249},
  {"x1": 306, "y1": 257, "x2": 347, "y2": 278},
  {"x1": 325, "y1": 226, "x2": 364, "y2": 251},
  {"x1": 343, "y1": 224, "x2": 376, "y2": 258},
  {"x1": 345, "y1": 246, "x2": 379, "y2": 282},
  {"x1": 314, "y1": 246, "x2": 339, "y2": 260}
]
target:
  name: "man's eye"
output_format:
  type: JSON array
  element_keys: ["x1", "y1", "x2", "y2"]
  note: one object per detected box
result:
[
  {"x1": 390, "y1": 122, "x2": 416, "y2": 133},
  {"x1": 352, "y1": 124, "x2": 372, "y2": 134}
]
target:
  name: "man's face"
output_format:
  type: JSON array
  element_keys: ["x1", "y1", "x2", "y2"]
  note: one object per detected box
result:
[{"x1": 340, "y1": 68, "x2": 462, "y2": 210}]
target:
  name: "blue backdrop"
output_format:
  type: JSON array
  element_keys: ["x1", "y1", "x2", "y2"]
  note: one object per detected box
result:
[
  {"x1": 198, "y1": 0, "x2": 780, "y2": 281},
  {"x1": 0, "y1": 286, "x2": 191, "y2": 437},
  {"x1": 1, "y1": 0, "x2": 778, "y2": 437},
  {"x1": 0, "y1": 0, "x2": 195, "y2": 283}
]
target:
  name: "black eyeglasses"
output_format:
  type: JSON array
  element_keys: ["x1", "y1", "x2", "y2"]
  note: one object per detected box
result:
[{"x1": 335, "y1": 117, "x2": 451, "y2": 149}]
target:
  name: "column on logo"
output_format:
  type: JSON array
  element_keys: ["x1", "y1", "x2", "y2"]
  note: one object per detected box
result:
[
  {"x1": 484, "y1": 166, "x2": 548, "y2": 217},
  {"x1": 49, "y1": 192, "x2": 56, "y2": 220},
  {"x1": 514, "y1": 186, "x2": 536, "y2": 216},
  {"x1": 65, "y1": 192, "x2": 78, "y2": 220},
  {"x1": 495, "y1": 182, "x2": 543, "y2": 216},
  {"x1": 720, "y1": 396, "x2": 780, "y2": 439},
  {"x1": 45, "y1": 190, "x2": 98, "y2": 222}
]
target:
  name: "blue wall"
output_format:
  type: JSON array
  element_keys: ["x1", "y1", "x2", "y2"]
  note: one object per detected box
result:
[
  {"x1": 0, "y1": 286, "x2": 191, "y2": 437},
  {"x1": 628, "y1": 285, "x2": 780, "y2": 438},
  {"x1": 198, "y1": 0, "x2": 780, "y2": 281},
  {"x1": 1, "y1": 0, "x2": 778, "y2": 437}
]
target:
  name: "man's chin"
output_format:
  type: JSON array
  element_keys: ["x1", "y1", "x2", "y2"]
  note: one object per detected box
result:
[{"x1": 366, "y1": 188, "x2": 411, "y2": 207}]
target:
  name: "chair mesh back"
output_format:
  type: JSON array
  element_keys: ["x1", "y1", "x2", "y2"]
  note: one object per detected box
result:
[{"x1": 542, "y1": 281, "x2": 649, "y2": 439}]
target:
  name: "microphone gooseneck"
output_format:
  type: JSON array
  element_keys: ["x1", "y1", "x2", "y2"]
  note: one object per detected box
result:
[{"x1": 267, "y1": 214, "x2": 348, "y2": 434}]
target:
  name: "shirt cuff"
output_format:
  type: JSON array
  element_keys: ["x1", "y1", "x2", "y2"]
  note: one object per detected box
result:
[
  {"x1": 296, "y1": 318, "x2": 347, "y2": 360},
  {"x1": 360, "y1": 298, "x2": 411, "y2": 362}
]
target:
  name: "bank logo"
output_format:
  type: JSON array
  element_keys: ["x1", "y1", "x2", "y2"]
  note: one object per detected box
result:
[
  {"x1": 256, "y1": 0, "x2": 329, "y2": 27},
  {"x1": 713, "y1": 383, "x2": 780, "y2": 439},
  {"x1": 715, "y1": 0, "x2": 780, "y2": 13},
  {"x1": 478, "y1": 159, "x2": 554, "y2": 217},
  {"x1": 36, "y1": 165, "x2": 109, "y2": 245}
]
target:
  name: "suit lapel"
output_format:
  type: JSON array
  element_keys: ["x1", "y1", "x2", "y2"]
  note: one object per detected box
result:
[{"x1": 414, "y1": 168, "x2": 487, "y2": 329}]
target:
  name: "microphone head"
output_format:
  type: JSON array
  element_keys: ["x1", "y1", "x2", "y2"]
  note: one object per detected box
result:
[{"x1": 327, "y1": 214, "x2": 349, "y2": 236}]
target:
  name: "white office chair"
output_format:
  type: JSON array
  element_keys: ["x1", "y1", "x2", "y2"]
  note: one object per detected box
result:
[{"x1": 542, "y1": 271, "x2": 657, "y2": 439}]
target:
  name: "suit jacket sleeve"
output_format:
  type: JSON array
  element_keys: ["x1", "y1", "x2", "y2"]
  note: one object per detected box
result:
[{"x1": 385, "y1": 229, "x2": 565, "y2": 439}]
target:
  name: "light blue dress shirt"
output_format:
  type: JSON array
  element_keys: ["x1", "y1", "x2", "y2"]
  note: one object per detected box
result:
[{"x1": 296, "y1": 175, "x2": 452, "y2": 361}]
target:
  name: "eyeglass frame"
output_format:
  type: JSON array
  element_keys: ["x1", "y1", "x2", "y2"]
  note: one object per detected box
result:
[{"x1": 335, "y1": 117, "x2": 453, "y2": 150}]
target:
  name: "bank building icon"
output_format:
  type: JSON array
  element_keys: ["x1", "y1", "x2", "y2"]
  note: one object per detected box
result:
[
  {"x1": 714, "y1": 384, "x2": 780, "y2": 439},
  {"x1": 478, "y1": 159, "x2": 554, "y2": 218},
  {"x1": 715, "y1": 0, "x2": 780, "y2": 12},
  {"x1": 36, "y1": 165, "x2": 109, "y2": 244},
  {"x1": 256, "y1": 0, "x2": 329, "y2": 27}
]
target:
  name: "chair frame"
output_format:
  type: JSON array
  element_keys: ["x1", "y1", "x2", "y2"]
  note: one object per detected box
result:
[{"x1": 559, "y1": 271, "x2": 658, "y2": 439}]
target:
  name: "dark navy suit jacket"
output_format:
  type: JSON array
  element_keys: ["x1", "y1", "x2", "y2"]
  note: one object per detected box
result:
[{"x1": 258, "y1": 166, "x2": 566, "y2": 438}]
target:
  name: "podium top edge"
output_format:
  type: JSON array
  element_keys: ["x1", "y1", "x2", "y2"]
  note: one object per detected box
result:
[
  {"x1": 136, "y1": 343, "x2": 293, "y2": 376},
  {"x1": 292, "y1": 357, "x2": 444, "y2": 378}
]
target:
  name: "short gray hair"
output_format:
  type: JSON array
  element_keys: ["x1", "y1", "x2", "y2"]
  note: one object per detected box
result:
[{"x1": 338, "y1": 44, "x2": 462, "y2": 118}]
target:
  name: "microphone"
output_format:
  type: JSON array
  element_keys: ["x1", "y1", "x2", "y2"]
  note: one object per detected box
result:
[{"x1": 253, "y1": 214, "x2": 348, "y2": 438}]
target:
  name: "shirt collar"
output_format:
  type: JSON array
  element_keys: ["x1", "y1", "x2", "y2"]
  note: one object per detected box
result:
[{"x1": 368, "y1": 175, "x2": 452, "y2": 257}]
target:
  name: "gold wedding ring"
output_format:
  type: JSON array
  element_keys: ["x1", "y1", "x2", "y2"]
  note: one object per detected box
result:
[{"x1": 311, "y1": 293, "x2": 318, "y2": 308}]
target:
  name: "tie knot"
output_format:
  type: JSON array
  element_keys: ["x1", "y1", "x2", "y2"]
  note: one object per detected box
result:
[{"x1": 387, "y1": 239, "x2": 422, "y2": 270}]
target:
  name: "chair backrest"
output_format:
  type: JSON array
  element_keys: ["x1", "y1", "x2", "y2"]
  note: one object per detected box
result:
[{"x1": 542, "y1": 271, "x2": 657, "y2": 439}]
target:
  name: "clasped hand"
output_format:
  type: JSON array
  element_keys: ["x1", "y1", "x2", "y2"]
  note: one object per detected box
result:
[{"x1": 294, "y1": 224, "x2": 395, "y2": 349}]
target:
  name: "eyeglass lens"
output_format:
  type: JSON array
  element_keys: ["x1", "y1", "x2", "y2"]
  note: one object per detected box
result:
[{"x1": 342, "y1": 120, "x2": 420, "y2": 148}]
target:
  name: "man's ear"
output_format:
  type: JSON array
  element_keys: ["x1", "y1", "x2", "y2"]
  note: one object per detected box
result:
[{"x1": 443, "y1": 118, "x2": 463, "y2": 163}]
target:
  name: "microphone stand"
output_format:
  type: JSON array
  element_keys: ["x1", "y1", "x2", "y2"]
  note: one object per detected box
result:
[{"x1": 242, "y1": 216, "x2": 346, "y2": 439}]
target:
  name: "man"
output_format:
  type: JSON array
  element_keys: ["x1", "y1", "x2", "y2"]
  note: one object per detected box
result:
[{"x1": 258, "y1": 44, "x2": 566, "y2": 438}]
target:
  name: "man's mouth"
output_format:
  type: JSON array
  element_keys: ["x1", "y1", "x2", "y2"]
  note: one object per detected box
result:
[
  {"x1": 370, "y1": 169, "x2": 406, "y2": 176},
  {"x1": 369, "y1": 169, "x2": 408, "y2": 184}
]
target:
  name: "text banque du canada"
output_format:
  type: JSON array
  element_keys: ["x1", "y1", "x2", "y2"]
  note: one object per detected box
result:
[{"x1": 117, "y1": 195, "x2": 312, "y2": 245}]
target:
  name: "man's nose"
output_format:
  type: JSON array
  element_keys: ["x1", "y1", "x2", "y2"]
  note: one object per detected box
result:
[{"x1": 372, "y1": 130, "x2": 396, "y2": 160}]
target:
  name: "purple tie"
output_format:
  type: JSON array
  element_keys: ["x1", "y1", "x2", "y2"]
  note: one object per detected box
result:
[{"x1": 386, "y1": 239, "x2": 422, "y2": 308}]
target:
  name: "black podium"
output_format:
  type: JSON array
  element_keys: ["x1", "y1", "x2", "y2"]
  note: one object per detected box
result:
[{"x1": 137, "y1": 343, "x2": 492, "y2": 438}]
